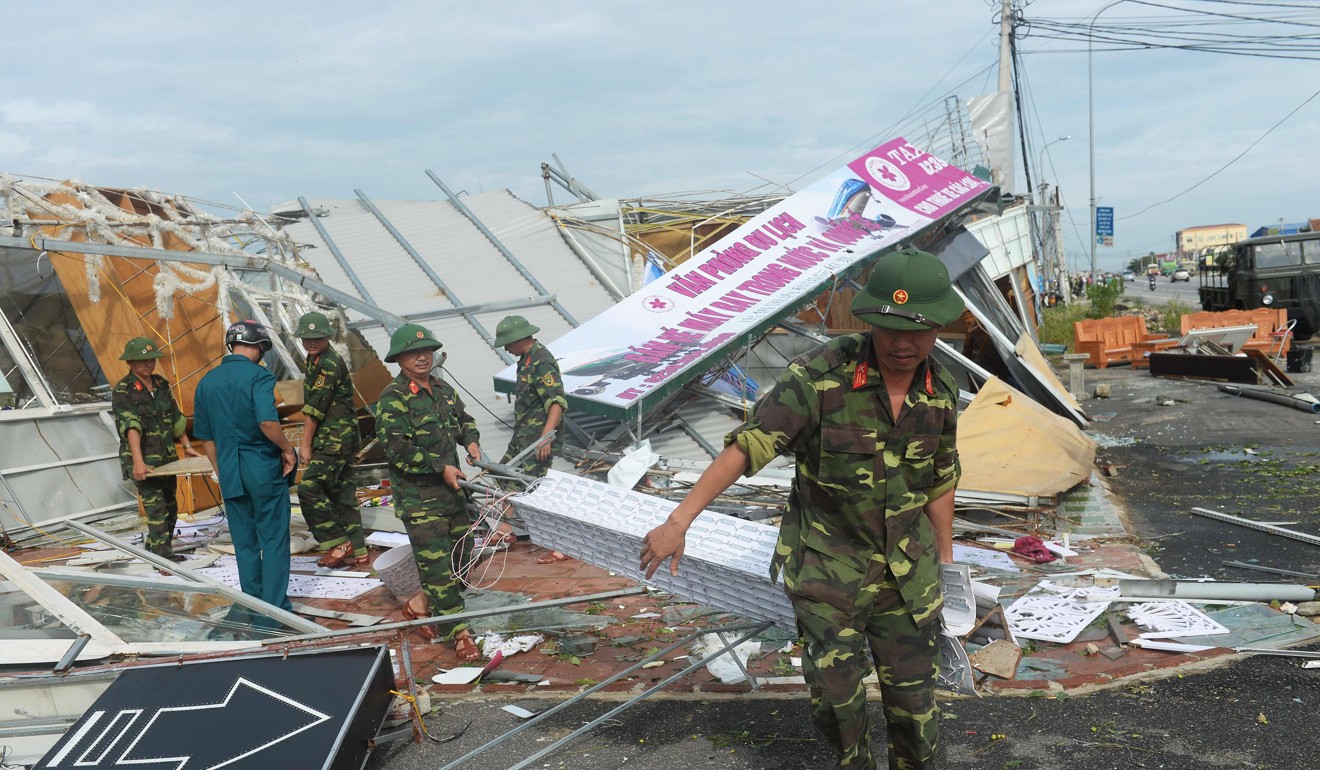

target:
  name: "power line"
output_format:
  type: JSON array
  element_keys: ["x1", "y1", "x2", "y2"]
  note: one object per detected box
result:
[{"x1": 1118, "y1": 84, "x2": 1320, "y2": 220}]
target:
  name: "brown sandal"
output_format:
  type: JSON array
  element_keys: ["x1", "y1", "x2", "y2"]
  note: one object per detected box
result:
[
  {"x1": 317, "y1": 541, "x2": 355, "y2": 568},
  {"x1": 453, "y1": 631, "x2": 480, "y2": 662},
  {"x1": 401, "y1": 599, "x2": 438, "y2": 641},
  {"x1": 536, "y1": 551, "x2": 571, "y2": 565}
]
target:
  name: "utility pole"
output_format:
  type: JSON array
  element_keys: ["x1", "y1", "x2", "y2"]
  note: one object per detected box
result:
[{"x1": 997, "y1": 0, "x2": 1014, "y2": 190}]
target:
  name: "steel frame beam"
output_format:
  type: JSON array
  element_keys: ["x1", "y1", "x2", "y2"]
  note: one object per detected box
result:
[
  {"x1": 0, "y1": 235, "x2": 409, "y2": 331},
  {"x1": 346, "y1": 295, "x2": 556, "y2": 331},
  {"x1": 425, "y1": 170, "x2": 578, "y2": 328},
  {"x1": 354, "y1": 189, "x2": 514, "y2": 366},
  {"x1": 298, "y1": 197, "x2": 377, "y2": 305}
]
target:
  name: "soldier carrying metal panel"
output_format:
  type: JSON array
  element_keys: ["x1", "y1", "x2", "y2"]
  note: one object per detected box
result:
[
  {"x1": 111, "y1": 337, "x2": 200, "y2": 560},
  {"x1": 641, "y1": 248, "x2": 964, "y2": 770}
]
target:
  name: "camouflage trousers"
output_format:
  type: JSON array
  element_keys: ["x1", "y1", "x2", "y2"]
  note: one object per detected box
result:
[
  {"x1": 135, "y1": 476, "x2": 179, "y2": 558},
  {"x1": 298, "y1": 452, "x2": 365, "y2": 556},
  {"x1": 400, "y1": 509, "x2": 470, "y2": 638},
  {"x1": 793, "y1": 576, "x2": 939, "y2": 770}
]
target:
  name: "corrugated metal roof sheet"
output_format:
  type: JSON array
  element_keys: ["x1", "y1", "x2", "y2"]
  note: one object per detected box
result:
[{"x1": 280, "y1": 190, "x2": 617, "y2": 458}]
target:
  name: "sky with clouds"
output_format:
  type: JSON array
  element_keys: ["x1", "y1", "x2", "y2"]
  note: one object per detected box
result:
[{"x1": 4, "y1": 0, "x2": 1318, "y2": 272}]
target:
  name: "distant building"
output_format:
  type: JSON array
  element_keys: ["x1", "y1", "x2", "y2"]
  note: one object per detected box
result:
[
  {"x1": 1249, "y1": 221, "x2": 1309, "y2": 238},
  {"x1": 1175, "y1": 223, "x2": 1247, "y2": 259}
]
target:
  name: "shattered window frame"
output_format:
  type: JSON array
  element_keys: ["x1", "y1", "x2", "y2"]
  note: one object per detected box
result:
[
  {"x1": 0, "y1": 245, "x2": 106, "y2": 408},
  {"x1": 0, "y1": 533, "x2": 326, "y2": 665}
]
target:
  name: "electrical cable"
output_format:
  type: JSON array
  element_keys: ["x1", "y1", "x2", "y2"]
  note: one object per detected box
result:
[{"x1": 1119, "y1": 83, "x2": 1320, "y2": 220}]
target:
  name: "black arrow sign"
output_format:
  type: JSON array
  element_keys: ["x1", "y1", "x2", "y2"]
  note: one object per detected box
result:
[{"x1": 112, "y1": 677, "x2": 330, "y2": 770}]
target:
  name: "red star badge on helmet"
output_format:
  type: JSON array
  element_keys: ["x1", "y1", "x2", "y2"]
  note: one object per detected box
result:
[
  {"x1": 893, "y1": 289, "x2": 909, "y2": 304},
  {"x1": 415, "y1": 331, "x2": 424, "y2": 338}
]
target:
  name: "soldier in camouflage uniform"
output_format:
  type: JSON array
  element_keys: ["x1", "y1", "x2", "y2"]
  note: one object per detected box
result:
[
  {"x1": 641, "y1": 248, "x2": 964, "y2": 770},
  {"x1": 375, "y1": 323, "x2": 483, "y2": 658},
  {"x1": 490, "y1": 315, "x2": 568, "y2": 558},
  {"x1": 111, "y1": 337, "x2": 198, "y2": 559},
  {"x1": 293, "y1": 311, "x2": 366, "y2": 568}
]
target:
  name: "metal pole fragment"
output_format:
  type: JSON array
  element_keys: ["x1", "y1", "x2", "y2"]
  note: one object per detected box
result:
[
  {"x1": 435, "y1": 620, "x2": 771, "y2": 770},
  {"x1": 267, "y1": 586, "x2": 648, "y2": 645},
  {"x1": 1191, "y1": 506, "x2": 1320, "y2": 548},
  {"x1": 61, "y1": 520, "x2": 323, "y2": 634}
]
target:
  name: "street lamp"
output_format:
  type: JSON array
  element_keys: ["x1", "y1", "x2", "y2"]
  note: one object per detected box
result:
[
  {"x1": 1037, "y1": 135, "x2": 1072, "y2": 184},
  {"x1": 1089, "y1": 0, "x2": 1128, "y2": 279}
]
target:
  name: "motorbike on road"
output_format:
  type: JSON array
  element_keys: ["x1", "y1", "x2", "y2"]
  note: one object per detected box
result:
[{"x1": 1148, "y1": 275, "x2": 1157, "y2": 291}]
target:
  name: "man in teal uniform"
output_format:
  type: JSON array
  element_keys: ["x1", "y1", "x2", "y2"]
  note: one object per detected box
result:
[
  {"x1": 293, "y1": 310, "x2": 365, "y2": 568},
  {"x1": 641, "y1": 249, "x2": 964, "y2": 770},
  {"x1": 490, "y1": 315, "x2": 569, "y2": 561},
  {"x1": 194, "y1": 320, "x2": 298, "y2": 611},
  {"x1": 375, "y1": 323, "x2": 482, "y2": 660},
  {"x1": 110, "y1": 336, "x2": 199, "y2": 559}
]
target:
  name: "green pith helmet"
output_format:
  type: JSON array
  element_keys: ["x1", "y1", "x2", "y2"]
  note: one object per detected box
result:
[
  {"x1": 294, "y1": 311, "x2": 333, "y2": 339},
  {"x1": 385, "y1": 323, "x2": 442, "y2": 363},
  {"x1": 493, "y1": 315, "x2": 540, "y2": 347},
  {"x1": 850, "y1": 248, "x2": 965, "y2": 331},
  {"x1": 119, "y1": 337, "x2": 164, "y2": 361}
]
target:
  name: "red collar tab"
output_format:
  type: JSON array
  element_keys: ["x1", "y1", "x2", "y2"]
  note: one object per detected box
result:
[
  {"x1": 408, "y1": 380, "x2": 419, "y2": 395},
  {"x1": 852, "y1": 359, "x2": 868, "y2": 390},
  {"x1": 924, "y1": 368, "x2": 934, "y2": 396},
  {"x1": 134, "y1": 381, "x2": 143, "y2": 391}
]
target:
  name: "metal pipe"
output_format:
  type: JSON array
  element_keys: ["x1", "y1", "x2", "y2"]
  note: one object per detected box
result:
[
  {"x1": 1119, "y1": 578, "x2": 1315, "y2": 603},
  {"x1": 1218, "y1": 384, "x2": 1320, "y2": 413}
]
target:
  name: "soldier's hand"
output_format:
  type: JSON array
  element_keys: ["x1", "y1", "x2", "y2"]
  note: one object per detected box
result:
[
  {"x1": 442, "y1": 464, "x2": 467, "y2": 490},
  {"x1": 132, "y1": 461, "x2": 150, "y2": 482},
  {"x1": 640, "y1": 521, "x2": 687, "y2": 579},
  {"x1": 182, "y1": 444, "x2": 202, "y2": 458},
  {"x1": 465, "y1": 444, "x2": 482, "y2": 466},
  {"x1": 299, "y1": 442, "x2": 312, "y2": 466},
  {"x1": 536, "y1": 441, "x2": 552, "y2": 461}
]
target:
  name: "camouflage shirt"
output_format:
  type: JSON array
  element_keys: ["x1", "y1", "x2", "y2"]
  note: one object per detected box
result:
[
  {"x1": 111, "y1": 372, "x2": 185, "y2": 479},
  {"x1": 375, "y1": 373, "x2": 480, "y2": 517},
  {"x1": 302, "y1": 346, "x2": 359, "y2": 455},
  {"x1": 727, "y1": 333, "x2": 960, "y2": 628},
  {"x1": 511, "y1": 340, "x2": 567, "y2": 450}
]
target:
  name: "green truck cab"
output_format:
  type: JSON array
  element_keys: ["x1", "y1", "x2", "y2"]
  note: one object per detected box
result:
[{"x1": 1199, "y1": 231, "x2": 1320, "y2": 339}]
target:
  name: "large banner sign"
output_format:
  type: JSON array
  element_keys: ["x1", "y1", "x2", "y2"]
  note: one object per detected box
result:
[{"x1": 494, "y1": 138, "x2": 992, "y2": 419}]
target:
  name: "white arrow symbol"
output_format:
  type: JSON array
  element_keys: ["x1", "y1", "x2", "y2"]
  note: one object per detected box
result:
[{"x1": 113, "y1": 678, "x2": 331, "y2": 770}]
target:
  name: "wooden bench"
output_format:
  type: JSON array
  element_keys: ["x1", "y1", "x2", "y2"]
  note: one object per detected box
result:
[
  {"x1": 1073, "y1": 316, "x2": 1177, "y2": 368},
  {"x1": 1180, "y1": 308, "x2": 1291, "y2": 357}
]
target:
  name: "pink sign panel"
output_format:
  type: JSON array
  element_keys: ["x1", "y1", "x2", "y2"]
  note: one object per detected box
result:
[{"x1": 847, "y1": 138, "x2": 990, "y2": 220}]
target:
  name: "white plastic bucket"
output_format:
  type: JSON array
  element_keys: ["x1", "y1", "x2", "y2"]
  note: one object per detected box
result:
[{"x1": 374, "y1": 543, "x2": 422, "y2": 600}]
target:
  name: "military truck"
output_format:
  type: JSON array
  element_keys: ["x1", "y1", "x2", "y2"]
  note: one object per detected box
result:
[{"x1": 1199, "y1": 231, "x2": 1320, "y2": 339}]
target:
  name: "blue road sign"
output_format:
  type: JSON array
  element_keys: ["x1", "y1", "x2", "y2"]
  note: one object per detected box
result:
[{"x1": 1096, "y1": 207, "x2": 1114, "y2": 237}]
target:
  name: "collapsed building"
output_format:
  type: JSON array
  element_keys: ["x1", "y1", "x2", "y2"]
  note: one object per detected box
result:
[{"x1": 0, "y1": 138, "x2": 1100, "y2": 765}]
